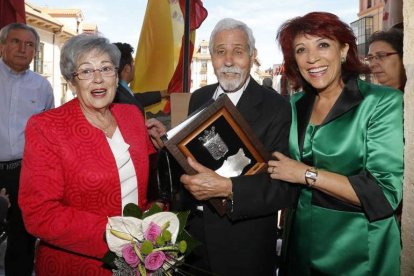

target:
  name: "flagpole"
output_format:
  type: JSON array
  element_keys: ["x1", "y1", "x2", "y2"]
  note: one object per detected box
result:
[{"x1": 183, "y1": 0, "x2": 191, "y2": 92}]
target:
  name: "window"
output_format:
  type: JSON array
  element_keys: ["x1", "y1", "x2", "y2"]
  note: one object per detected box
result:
[
  {"x1": 350, "y1": 16, "x2": 373, "y2": 56},
  {"x1": 367, "y1": 0, "x2": 372, "y2": 9},
  {"x1": 200, "y1": 61, "x2": 207, "y2": 73},
  {"x1": 34, "y1": 42, "x2": 44, "y2": 74}
]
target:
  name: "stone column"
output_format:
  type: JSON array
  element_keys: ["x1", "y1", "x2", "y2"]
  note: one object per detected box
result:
[{"x1": 401, "y1": 0, "x2": 414, "y2": 275}]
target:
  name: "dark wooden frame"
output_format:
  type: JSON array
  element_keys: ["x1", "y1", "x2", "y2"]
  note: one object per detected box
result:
[{"x1": 163, "y1": 95, "x2": 271, "y2": 215}]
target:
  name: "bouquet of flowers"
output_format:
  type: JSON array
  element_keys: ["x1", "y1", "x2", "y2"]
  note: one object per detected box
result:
[{"x1": 104, "y1": 204, "x2": 198, "y2": 276}]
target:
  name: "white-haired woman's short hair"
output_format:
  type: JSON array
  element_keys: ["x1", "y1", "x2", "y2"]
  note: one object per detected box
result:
[{"x1": 60, "y1": 34, "x2": 120, "y2": 81}]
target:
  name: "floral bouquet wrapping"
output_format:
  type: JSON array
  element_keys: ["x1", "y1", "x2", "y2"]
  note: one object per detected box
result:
[{"x1": 104, "y1": 204, "x2": 199, "y2": 276}]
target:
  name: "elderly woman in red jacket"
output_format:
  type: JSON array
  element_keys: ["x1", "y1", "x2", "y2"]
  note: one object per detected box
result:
[{"x1": 19, "y1": 34, "x2": 156, "y2": 275}]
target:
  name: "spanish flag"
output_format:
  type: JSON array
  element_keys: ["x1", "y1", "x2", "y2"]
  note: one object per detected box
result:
[
  {"x1": 131, "y1": 0, "x2": 207, "y2": 114},
  {"x1": 168, "y1": 0, "x2": 208, "y2": 93},
  {"x1": 0, "y1": 0, "x2": 26, "y2": 29}
]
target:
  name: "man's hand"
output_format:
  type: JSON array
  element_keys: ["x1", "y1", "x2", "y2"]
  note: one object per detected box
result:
[
  {"x1": 146, "y1": 118, "x2": 166, "y2": 149},
  {"x1": 180, "y1": 157, "x2": 232, "y2": 200},
  {"x1": 160, "y1": 89, "x2": 169, "y2": 99}
]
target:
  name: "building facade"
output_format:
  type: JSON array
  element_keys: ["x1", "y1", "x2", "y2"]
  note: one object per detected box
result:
[
  {"x1": 351, "y1": 0, "x2": 403, "y2": 58},
  {"x1": 25, "y1": 2, "x2": 97, "y2": 107},
  {"x1": 191, "y1": 40, "x2": 216, "y2": 91},
  {"x1": 351, "y1": 0, "x2": 384, "y2": 59}
]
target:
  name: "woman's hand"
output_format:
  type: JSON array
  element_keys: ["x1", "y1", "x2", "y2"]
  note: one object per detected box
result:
[
  {"x1": 267, "y1": 151, "x2": 308, "y2": 185},
  {"x1": 268, "y1": 152, "x2": 360, "y2": 205},
  {"x1": 146, "y1": 118, "x2": 166, "y2": 149}
]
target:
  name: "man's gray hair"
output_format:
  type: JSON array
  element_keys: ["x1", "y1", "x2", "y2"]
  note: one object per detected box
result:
[
  {"x1": 209, "y1": 18, "x2": 256, "y2": 56},
  {"x1": 60, "y1": 34, "x2": 121, "y2": 81},
  {"x1": 0, "y1": 23, "x2": 40, "y2": 51}
]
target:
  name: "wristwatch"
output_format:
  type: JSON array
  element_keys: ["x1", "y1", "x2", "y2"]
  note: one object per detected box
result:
[{"x1": 305, "y1": 167, "x2": 318, "y2": 187}]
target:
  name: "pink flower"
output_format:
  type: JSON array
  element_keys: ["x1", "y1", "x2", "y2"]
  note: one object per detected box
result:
[
  {"x1": 145, "y1": 251, "x2": 166, "y2": 271},
  {"x1": 121, "y1": 244, "x2": 140, "y2": 267},
  {"x1": 144, "y1": 222, "x2": 161, "y2": 243}
]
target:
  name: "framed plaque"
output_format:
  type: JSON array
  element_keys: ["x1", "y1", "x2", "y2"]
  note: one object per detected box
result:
[{"x1": 163, "y1": 94, "x2": 271, "y2": 215}]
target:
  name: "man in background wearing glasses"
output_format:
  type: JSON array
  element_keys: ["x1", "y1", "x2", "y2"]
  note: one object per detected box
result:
[{"x1": 0, "y1": 23, "x2": 54, "y2": 276}]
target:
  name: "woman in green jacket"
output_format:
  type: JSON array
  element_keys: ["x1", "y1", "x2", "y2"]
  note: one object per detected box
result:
[{"x1": 268, "y1": 12, "x2": 403, "y2": 276}]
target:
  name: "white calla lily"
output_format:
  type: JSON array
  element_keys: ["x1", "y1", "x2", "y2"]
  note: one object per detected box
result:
[
  {"x1": 106, "y1": 216, "x2": 144, "y2": 257},
  {"x1": 106, "y1": 212, "x2": 180, "y2": 257},
  {"x1": 143, "y1": 212, "x2": 180, "y2": 243}
]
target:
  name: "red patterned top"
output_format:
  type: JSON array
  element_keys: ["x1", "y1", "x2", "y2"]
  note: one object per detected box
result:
[{"x1": 19, "y1": 98, "x2": 155, "y2": 275}]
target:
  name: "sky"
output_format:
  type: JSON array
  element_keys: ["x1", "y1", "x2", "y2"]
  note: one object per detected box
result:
[{"x1": 29, "y1": 0, "x2": 359, "y2": 69}]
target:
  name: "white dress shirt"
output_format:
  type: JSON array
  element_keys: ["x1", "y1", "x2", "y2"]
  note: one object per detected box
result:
[
  {"x1": 0, "y1": 58, "x2": 54, "y2": 161},
  {"x1": 107, "y1": 127, "x2": 138, "y2": 211}
]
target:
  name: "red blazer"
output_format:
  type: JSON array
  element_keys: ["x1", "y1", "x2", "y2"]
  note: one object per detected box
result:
[{"x1": 19, "y1": 99, "x2": 155, "y2": 275}]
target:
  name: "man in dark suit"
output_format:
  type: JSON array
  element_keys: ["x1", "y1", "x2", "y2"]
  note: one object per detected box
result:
[
  {"x1": 113, "y1": 42, "x2": 166, "y2": 149},
  {"x1": 178, "y1": 18, "x2": 297, "y2": 275},
  {"x1": 113, "y1": 42, "x2": 167, "y2": 114}
]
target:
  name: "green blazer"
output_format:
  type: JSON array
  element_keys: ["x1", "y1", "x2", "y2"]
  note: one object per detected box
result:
[{"x1": 284, "y1": 77, "x2": 403, "y2": 276}]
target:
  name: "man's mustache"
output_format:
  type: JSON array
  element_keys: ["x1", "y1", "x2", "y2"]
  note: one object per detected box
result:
[{"x1": 218, "y1": 67, "x2": 242, "y2": 74}]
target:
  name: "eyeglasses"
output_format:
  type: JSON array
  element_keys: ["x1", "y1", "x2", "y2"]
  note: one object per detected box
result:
[
  {"x1": 364, "y1": 52, "x2": 399, "y2": 63},
  {"x1": 73, "y1": 65, "x2": 118, "y2": 80}
]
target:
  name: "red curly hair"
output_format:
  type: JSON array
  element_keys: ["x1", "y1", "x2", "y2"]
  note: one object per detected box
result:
[{"x1": 277, "y1": 12, "x2": 369, "y2": 91}]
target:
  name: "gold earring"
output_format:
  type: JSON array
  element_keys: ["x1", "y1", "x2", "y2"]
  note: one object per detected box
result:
[{"x1": 341, "y1": 56, "x2": 346, "y2": 64}]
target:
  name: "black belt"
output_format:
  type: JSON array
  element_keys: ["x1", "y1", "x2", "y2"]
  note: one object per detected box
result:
[{"x1": 0, "y1": 159, "x2": 22, "y2": 170}]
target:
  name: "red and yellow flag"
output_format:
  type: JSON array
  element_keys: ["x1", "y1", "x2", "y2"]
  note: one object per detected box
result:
[
  {"x1": 0, "y1": 0, "x2": 26, "y2": 29},
  {"x1": 168, "y1": 0, "x2": 208, "y2": 93},
  {"x1": 131, "y1": 0, "x2": 207, "y2": 114}
]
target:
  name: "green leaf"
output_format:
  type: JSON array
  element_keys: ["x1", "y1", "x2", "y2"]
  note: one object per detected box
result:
[
  {"x1": 156, "y1": 235, "x2": 165, "y2": 246},
  {"x1": 174, "y1": 211, "x2": 199, "y2": 255},
  {"x1": 102, "y1": 251, "x2": 117, "y2": 267},
  {"x1": 177, "y1": 229, "x2": 201, "y2": 256},
  {"x1": 178, "y1": 240, "x2": 187, "y2": 253},
  {"x1": 123, "y1": 203, "x2": 143, "y2": 219},
  {"x1": 176, "y1": 211, "x2": 190, "y2": 236},
  {"x1": 142, "y1": 203, "x2": 162, "y2": 219},
  {"x1": 141, "y1": 240, "x2": 154, "y2": 254},
  {"x1": 161, "y1": 229, "x2": 172, "y2": 242}
]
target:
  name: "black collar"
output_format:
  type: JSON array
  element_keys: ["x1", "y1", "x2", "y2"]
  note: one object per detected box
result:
[{"x1": 296, "y1": 77, "x2": 363, "y2": 156}]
